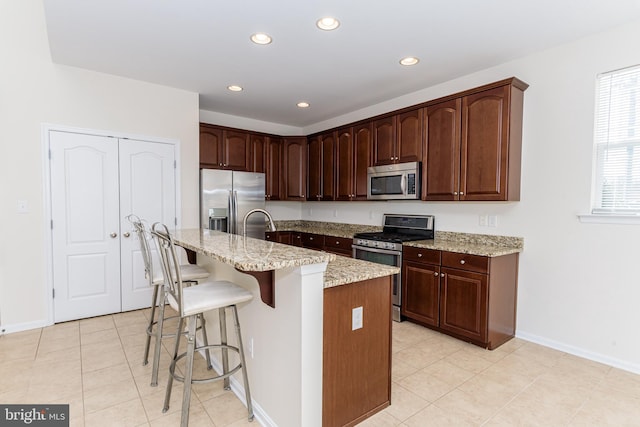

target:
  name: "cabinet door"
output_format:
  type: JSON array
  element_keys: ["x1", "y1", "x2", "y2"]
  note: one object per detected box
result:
[
  {"x1": 250, "y1": 133, "x2": 265, "y2": 173},
  {"x1": 439, "y1": 268, "x2": 488, "y2": 343},
  {"x1": 424, "y1": 99, "x2": 461, "y2": 200},
  {"x1": 283, "y1": 137, "x2": 307, "y2": 200},
  {"x1": 373, "y1": 116, "x2": 396, "y2": 165},
  {"x1": 301, "y1": 232, "x2": 324, "y2": 249},
  {"x1": 323, "y1": 236, "x2": 353, "y2": 257},
  {"x1": 460, "y1": 86, "x2": 510, "y2": 201},
  {"x1": 321, "y1": 132, "x2": 336, "y2": 201},
  {"x1": 307, "y1": 135, "x2": 322, "y2": 200},
  {"x1": 402, "y1": 261, "x2": 440, "y2": 326},
  {"x1": 223, "y1": 130, "x2": 250, "y2": 171},
  {"x1": 265, "y1": 137, "x2": 282, "y2": 200},
  {"x1": 396, "y1": 109, "x2": 423, "y2": 163},
  {"x1": 335, "y1": 128, "x2": 354, "y2": 201},
  {"x1": 199, "y1": 124, "x2": 222, "y2": 168},
  {"x1": 353, "y1": 123, "x2": 372, "y2": 200}
]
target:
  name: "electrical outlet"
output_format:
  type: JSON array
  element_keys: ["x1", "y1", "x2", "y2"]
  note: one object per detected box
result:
[
  {"x1": 333, "y1": 209, "x2": 338, "y2": 218},
  {"x1": 308, "y1": 208, "x2": 313, "y2": 216},
  {"x1": 352, "y1": 306, "x2": 363, "y2": 330},
  {"x1": 249, "y1": 337, "x2": 254, "y2": 358},
  {"x1": 479, "y1": 214, "x2": 488, "y2": 226},
  {"x1": 488, "y1": 215, "x2": 498, "y2": 228}
]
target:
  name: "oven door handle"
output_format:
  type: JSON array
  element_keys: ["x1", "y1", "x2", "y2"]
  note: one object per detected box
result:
[{"x1": 353, "y1": 245, "x2": 402, "y2": 256}]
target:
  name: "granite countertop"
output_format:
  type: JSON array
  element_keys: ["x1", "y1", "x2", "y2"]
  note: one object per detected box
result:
[
  {"x1": 273, "y1": 220, "x2": 524, "y2": 257},
  {"x1": 172, "y1": 228, "x2": 398, "y2": 288},
  {"x1": 324, "y1": 255, "x2": 400, "y2": 288},
  {"x1": 172, "y1": 228, "x2": 335, "y2": 272}
]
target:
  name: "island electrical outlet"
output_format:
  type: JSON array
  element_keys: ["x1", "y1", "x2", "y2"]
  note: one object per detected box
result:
[{"x1": 352, "y1": 306, "x2": 363, "y2": 330}]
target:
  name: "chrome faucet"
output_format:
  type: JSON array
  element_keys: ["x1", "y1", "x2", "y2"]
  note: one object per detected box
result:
[{"x1": 242, "y1": 208, "x2": 277, "y2": 236}]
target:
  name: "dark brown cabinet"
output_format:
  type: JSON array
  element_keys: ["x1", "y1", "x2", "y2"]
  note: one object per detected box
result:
[
  {"x1": 250, "y1": 133, "x2": 265, "y2": 173},
  {"x1": 402, "y1": 247, "x2": 441, "y2": 327},
  {"x1": 199, "y1": 124, "x2": 251, "y2": 171},
  {"x1": 300, "y1": 232, "x2": 325, "y2": 250},
  {"x1": 265, "y1": 137, "x2": 282, "y2": 200},
  {"x1": 402, "y1": 246, "x2": 518, "y2": 350},
  {"x1": 323, "y1": 236, "x2": 353, "y2": 257},
  {"x1": 283, "y1": 137, "x2": 307, "y2": 201},
  {"x1": 423, "y1": 79, "x2": 526, "y2": 201},
  {"x1": 307, "y1": 133, "x2": 335, "y2": 201},
  {"x1": 336, "y1": 125, "x2": 371, "y2": 201},
  {"x1": 373, "y1": 110, "x2": 422, "y2": 166}
]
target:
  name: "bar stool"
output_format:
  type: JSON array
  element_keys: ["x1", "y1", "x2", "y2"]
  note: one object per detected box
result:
[
  {"x1": 152, "y1": 223, "x2": 254, "y2": 427},
  {"x1": 126, "y1": 214, "x2": 210, "y2": 386}
]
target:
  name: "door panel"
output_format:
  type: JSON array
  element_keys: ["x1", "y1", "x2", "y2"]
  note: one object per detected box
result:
[
  {"x1": 119, "y1": 140, "x2": 176, "y2": 311},
  {"x1": 50, "y1": 131, "x2": 121, "y2": 322}
]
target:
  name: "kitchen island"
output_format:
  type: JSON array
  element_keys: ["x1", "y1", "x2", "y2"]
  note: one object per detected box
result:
[{"x1": 171, "y1": 229, "x2": 399, "y2": 427}]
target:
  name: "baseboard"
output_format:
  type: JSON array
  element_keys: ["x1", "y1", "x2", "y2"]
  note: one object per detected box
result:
[
  {"x1": 516, "y1": 330, "x2": 640, "y2": 375},
  {"x1": 0, "y1": 319, "x2": 49, "y2": 335}
]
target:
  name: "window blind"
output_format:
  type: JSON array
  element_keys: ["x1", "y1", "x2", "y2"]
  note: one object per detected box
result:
[{"x1": 593, "y1": 64, "x2": 640, "y2": 214}]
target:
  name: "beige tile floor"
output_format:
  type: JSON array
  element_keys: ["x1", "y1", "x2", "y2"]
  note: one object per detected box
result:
[{"x1": 1, "y1": 310, "x2": 639, "y2": 426}]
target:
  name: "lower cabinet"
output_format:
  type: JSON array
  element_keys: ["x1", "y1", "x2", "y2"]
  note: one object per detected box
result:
[
  {"x1": 402, "y1": 246, "x2": 518, "y2": 350},
  {"x1": 265, "y1": 231, "x2": 352, "y2": 256}
]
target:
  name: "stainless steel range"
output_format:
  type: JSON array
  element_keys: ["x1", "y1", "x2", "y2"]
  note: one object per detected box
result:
[{"x1": 353, "y1": 214, "x2": 435, "y2": 322}]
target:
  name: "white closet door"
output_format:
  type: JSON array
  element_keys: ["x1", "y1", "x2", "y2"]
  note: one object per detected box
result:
[
  {"x1": 50, "y1": 131, "x2": 121, "y2": 322},
  {"x1": 119, "y1": 139, "x2": 176, "y2": 311}
]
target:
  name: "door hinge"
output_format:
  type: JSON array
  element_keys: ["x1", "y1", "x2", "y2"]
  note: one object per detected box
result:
[
  {"x1": 175, "y1": 217, "x2": 178, "y2": 226},
  {"x1": 48, "y1": 150, "x2": 52, "y2": 160},
  {"x1": 50, "y1": 220, "x2": 53, "y2": 229},
  {"x1": 52, "y1": 288, "x2": 55, "y2": 299},
  {"x1": 174, "y1": 160, "x2": 177, "y2": 169}
]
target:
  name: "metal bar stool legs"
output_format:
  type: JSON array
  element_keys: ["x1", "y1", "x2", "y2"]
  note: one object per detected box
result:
[{"x1": 163, "y1": 305, "x2": 254, "y2": 427}]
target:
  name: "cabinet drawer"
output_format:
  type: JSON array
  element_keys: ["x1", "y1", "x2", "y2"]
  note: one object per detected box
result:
[
  {"x1": 403, "y1": 246, "x2": 441, "y2": 265},
  {"x1": 301, "y1": 232, "x2": 325, "y2": 249},
  {"x1": 442, "y1": 252, "x2": 488, "y2": 274},
  {"x1": 324, "y1": 236, "x2": 353, "y2": 252}
]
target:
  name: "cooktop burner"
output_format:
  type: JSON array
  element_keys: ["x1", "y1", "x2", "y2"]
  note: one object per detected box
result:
[
  {"x1": 352, "y1": 231, "x2": 429, "y2": 243},
  {"x1": 353, "y1": 214, "x2": 435, "y2": 244}
]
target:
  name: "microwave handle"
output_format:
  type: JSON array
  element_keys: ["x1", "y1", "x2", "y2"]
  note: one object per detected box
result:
[{"x1": 401, "y1": 174, "x2": 406, "y2": 193}]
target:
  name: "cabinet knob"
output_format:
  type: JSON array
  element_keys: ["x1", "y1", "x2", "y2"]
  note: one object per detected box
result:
[
  {"x1": 460, "y1": 192, "x2": 464, "y2": 195},
  {"x1": 123, "y1": 232, "x2": 130, "y2": 238},
  {"x1": 309, "y1": 237, "x2": 314, "y2": 240},
  {"x1": 417, "y1": 253, "x2": 423, "y2": 257},
  {"x1": 336, "y1": 241, "x2": 340, "y2": 245},
  {"x1": 434, "y1": 272, "x2": 438, "y2": 276},
  {"x1": 441, "y1": 273, "x2": 445, "y2": 277},
  {"x1": 460, "y1": 260, "x2": 466, "y2": 265},
  {"x1": 110, "y1": 232, "x2": 117, "y2": 238},
  {"x1": 453, "y1": 191, "x2": 458, "y2": 195}
]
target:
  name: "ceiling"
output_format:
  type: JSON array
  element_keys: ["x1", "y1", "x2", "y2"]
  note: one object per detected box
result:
[{"x1": 43, "y1": 0, "x2": 640, "y2": 128}]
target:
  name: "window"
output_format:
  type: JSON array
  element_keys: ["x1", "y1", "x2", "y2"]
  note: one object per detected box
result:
[{"x1": 592, "y1": 64, "x2": 640, "y2": 215}]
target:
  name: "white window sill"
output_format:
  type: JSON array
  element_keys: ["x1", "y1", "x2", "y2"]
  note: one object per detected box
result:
[{"x1": 578, "y1": 214, "x2": 640, "y2": 224}]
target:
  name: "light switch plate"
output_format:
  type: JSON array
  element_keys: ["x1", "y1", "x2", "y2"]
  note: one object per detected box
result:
[
  {"x1": 488, "y1": 215, "x2": 498, "y2": 228},
  {"x1": 352, "y1": 306, "x2": 363, "y2": 330}
]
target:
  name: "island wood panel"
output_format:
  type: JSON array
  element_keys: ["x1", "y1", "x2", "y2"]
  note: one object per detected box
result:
[{"x1": 323, "y1": 276, "x2": 392, "y2": 427}]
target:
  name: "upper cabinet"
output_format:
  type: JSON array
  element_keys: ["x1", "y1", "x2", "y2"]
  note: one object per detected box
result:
[
  {"x1": 199, "y1": 124, "x2": 250, "y2": 171},
  {"x1": 283, "y1": 137, "x2": 307, "y2": 201},
  {"x1": 372, "y1": 109, "x2": 422, "y2": 166},
  {"x1": 423, "y1": 79, "x2": 527, "y2": 201},
  {"x1": 265, "y1": 137, "x2": 282, "y2": 201},
  {"x1": 307, "y1": 133, "x2": 336, "y2": 201},
  {"x1": 250, "y1": 133, "x2": 266, "y2": 173},
  {"x1": 335, "y1": 124, "x2": 372, "y2": 201}
]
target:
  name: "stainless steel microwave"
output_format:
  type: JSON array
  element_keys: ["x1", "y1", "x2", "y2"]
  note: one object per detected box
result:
[{"x1": 367, "y1": 162, "x2": 421, "y2": 200}]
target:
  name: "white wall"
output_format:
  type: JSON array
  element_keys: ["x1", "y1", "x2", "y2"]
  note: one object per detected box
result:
[
  {"x1": 247, "y1": 21, "x2": 640, "y2": 373},
  {"x1": 0, "y1": 1, "x2": 200, "y2": 331}
]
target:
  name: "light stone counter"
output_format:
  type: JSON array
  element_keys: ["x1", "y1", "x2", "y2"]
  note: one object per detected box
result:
[
  {"x1": 172, "y1": 228, "x2": 398, "y2": 288},
  {"x1": 172, "y1": 228, "x2": 335, "y2": 272}
]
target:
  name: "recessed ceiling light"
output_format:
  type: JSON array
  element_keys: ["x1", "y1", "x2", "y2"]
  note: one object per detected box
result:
[
  {"x1": 399, "y1": 57, "x2": 420, "y2": 66},
  {"x1": 227, "y1": 85, "x2": 243, "y2": 92},
  {"x1": 316, "y1": 17, "x2": 340, "y2": 31},
  {"x1": 250, "y1": 33, "x2": 272, "y2": 45},
  {"x1": 297, "y1": 102, "x2": 310, "y2": 108}
]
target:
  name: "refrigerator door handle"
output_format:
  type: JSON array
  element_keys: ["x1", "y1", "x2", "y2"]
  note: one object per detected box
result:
[
  {"x1": 228, "y1": 190, "x2": 235, "y2": 234},
  {"x1": 232, "y1": 190, "x2": 239, "y2": 234}
]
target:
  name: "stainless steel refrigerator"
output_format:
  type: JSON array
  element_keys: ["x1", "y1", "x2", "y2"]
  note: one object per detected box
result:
[{"x1": 200, "y1": 169, "x2": 266, "y2": 239}]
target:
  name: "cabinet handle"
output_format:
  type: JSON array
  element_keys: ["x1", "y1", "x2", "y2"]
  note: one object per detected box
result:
[
  {"x1": 441, "y1": 273, "x2": 445, "y2": 277},
  {"x1": 110, "y1": 232, "x2": 117, "y2": 238},
  {"x1": 309, "y1": 237, "x2": 314, "y2": 240},
  {"x1": 460, "y1": 260, "x2": 466, "y2": 265},
  {"x1": 460, "y1": 192, "x2": 464, "y2": 195},
  {"x1": 417, "y1": 253, "x2": 422, "y2": 257},
  {"x1": 123, "y1": 232, "x2": 130, "y2": 238},
  {"x1": 336, "y1": 241, "x2": 340, "y2": 245},
  {"x1": 434, "y1": 272, "x2": 438, "y2": 276},
  {"x1": 453, "y1": 191, "x2": 458, "y2": 195}
]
